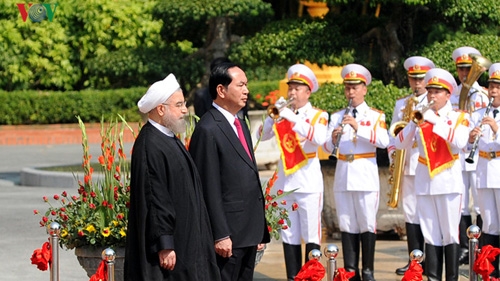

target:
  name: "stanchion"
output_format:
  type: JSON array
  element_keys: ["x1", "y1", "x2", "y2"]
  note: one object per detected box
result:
[
  {"x1": 48, "y1": 222, "x2": 60, "y2": 281},
  {"x1": 410, "y1": 249, "x2": 424, "y2": 265},
  {"x1": 102, "y1": 248, "x2": 116, "y2": 281},
  {"x1": 467, "y1": 225, "x2": 481, "y2": 281},
  {"x1": 309, "y1": 248, "x2": 322, "y2": 261},
  {"x1": 324, "y1": 244, "x2": 339, "y2": 281}
]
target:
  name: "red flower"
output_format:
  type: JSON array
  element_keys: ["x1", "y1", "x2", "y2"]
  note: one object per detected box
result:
[
  {"x1": 281, "y1": 200, "x2": 287, "y2": 205},
  {"x1": 292, "y1": 203, "x2": 299, "y2": 211},
  {"x1": 272, "y1": 202, "x2": 278, "y2": 207},
  {"x1": 277, "y1": 189, "x2": 283, "y2": 196},
  {"x1": 278, "y1": 219, "x2": 285, "y2": 225},
  {"x1": 53, "y1": 194, "x2": 59, "y2": 200},
  {"x1": 78, "y1": 230, "x2": 85, "y2": 237},
  {"x1": 33, "y1": 210, "x2": 39, "y2": 215}
]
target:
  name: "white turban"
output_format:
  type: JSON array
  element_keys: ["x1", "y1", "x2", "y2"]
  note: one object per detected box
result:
[{"x1": 137, "y1": 73, "x2": 180, "y2": 114}]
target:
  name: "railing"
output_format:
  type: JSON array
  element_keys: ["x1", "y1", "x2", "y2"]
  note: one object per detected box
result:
[
  {"x1": 468, "y1": 225, "x2": 482, "y2": 281},
  {"x1": 44, "y1": 221, "x2": 117, "y2": 281}
]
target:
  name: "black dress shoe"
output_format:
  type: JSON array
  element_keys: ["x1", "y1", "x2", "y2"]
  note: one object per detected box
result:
[
  {"x1": 395, "y1": 262, "x2": 409, "y2": 275},
  {"x1": 458, "y1": 248, "x2": 469, "y2": 265}
]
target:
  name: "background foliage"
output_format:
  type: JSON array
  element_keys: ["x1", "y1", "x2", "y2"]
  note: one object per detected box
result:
[{"x1": 1, "y1": 0, "x2": 500, "y2": 125}]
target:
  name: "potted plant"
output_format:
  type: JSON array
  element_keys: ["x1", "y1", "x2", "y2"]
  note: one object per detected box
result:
[
  {"x1": 300, "y1": 0, "x2": 329, "y2": 18},
  {"x1": 31, "y1": 115, "x2": 136, "y2": 280}
]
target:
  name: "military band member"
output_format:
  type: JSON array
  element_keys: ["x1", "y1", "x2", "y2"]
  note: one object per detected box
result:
[
  {"x1": 468, "y1": 62, "x2": 500, "y2": 278},
  {"x1": 324, "y1": 64, "x2": 389, "y2": 281},
  {"x1": 389, "y1": 56, "x2": 435, "y2": 275},
  {"x1": 257, "y1": 64, "x2": 328, "y2": 281},
  {"x1": 451, "y1": 46, "x2": 489, "y2": 264},
  {"x1": 394, "y1": 68, "x2": 470, "y2": 281}
]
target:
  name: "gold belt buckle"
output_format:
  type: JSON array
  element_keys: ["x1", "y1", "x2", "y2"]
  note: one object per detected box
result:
[
  {"x1": 489, "y1": 151, "x2": 497, "y2": 160},
  {"x1": 346, "y1": 154, "x2": 354, "y2": 163}
]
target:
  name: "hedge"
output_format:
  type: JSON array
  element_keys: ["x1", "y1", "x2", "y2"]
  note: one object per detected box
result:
[{"x1": 0, "y1": 88, "x2": 145, "y2": 125}]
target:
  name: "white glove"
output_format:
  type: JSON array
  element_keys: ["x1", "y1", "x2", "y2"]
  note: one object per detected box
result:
[
  {"x1": 279, "y1": 107, "x2": 300, "y2": 123},
  {"x1": 423, "y1": 110, "x2": 439, "y2": 125},
  {"x1": 274, "y1": 97, "x2": 287, "y2": 108}
]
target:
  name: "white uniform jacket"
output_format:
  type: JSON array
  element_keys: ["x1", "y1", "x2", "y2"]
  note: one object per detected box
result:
[
  {"x1": 259, "y1": 102, "x2": 328, "y2": 193},
  {"x1": 451, "y1": 82, "x2": 489, "y2": 171},
  {"x1": 324, "y1": 101, "x2": 389, "y2": 192},
  {"x1": 394, "y1": 102, "x2": 470, "y2": 195},
  {"x1": 470, "y1": 106, "x2": 500, "y2": 188},
  {"x1": 388, "y1": 93, "x2": 428, "y2": 176}
]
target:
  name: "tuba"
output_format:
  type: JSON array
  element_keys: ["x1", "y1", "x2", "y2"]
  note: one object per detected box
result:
[
  {"x1": 387, "y1": 93, "x2": 417, "y2": 208},
  {"x1": 458, "y1": 54, "x2": 492, "y2": 111}
]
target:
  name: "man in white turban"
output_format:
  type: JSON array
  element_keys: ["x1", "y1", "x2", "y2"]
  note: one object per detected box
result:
[{"x1": 125, "y1": 74, "x2": 221, "y2": 281}]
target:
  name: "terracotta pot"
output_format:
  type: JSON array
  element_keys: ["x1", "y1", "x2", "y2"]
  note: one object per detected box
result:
[{"x1": 75, "y1": 246, "x2": 125, "y2": 281}]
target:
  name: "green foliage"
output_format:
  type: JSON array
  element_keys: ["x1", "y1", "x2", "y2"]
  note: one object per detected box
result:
[
  {"x1": 0, "y1": 0, "x2": 163, "y2": 91},
  {"x1": 419, "y1": 33, "x2": 500, "y2": 85},
  {"x1": 0, "y1": 88, "x2": 145, "y2": 125},
  {"x1": 442, "y1": 0, "x2": 500, "y2": 33},
  {"x1": 310, "y1": 80, "x2": 410, "y2": 124},
  {"x1": 229, "y1": 18, "x2": 355, "y2": 69},
  {"x1": 155, "y1": 0, "x2": 274, "y2": 45}
]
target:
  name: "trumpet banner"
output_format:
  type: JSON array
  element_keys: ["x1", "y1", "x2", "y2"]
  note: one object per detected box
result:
[
  {"x1": 273, "y1": 119, "x2": 307, "y2": 175},
  {"x1": 418, "y1": 121, "x2": 457, "y2": 178}
]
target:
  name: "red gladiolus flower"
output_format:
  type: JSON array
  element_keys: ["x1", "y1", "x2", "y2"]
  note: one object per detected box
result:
[
  {"x1": 84, "y1": 175, "x2": 91, "y2": 185},
  {"x1": 78, "y1": 230, "x2": 85, "y2": 237},
  {"x1": 277, "y1": 190, "x2": 283, "y2": 196},
  {"x1": 83, "y1": 197, "x2": 88, "y2": 203},
  {"x1": 117, "y1": 213, "x2": 124, "y2": 220},
  {"x1": 42, "y1": 216, "x2": 48, "y2": 223},
  {"x1": 72, "y1": 195, "x2": 78, "y2": 201},
  {"x1": 53, "y1": 194, "x2": 59, "y2": 200},
  {"x1": 61, "y1": 191, "x2": 67, "y2": 197},
  {"x1": 267, "y1": 226, "x2": 273, "y2": 233},
  {"x1": 272, "y1": 202, "x2": 278, "y2": 207},
  {"x1": 90, "y1": 191, "x2": 96, "y2": 198},
  {"x1": 292, "y1": 203, "x2": 299, "y2": 211},
  {"x1": 102, "y1": 201, "x2": 108, "y2": 207},
  {"x1": 60, "y1": 207, "x2": 66, "y2": 212},
  {"x1": 43, "y1": 196, "x2": 48, "y2": 202},
  {"x1": 278, "y1": 219, "x2": 285, "y2": 225},
  {"x1": 33, "y1": 210, "x2": 39, "y2": 215},
  {"x1": 89, "y1": 203, "x2": 96, "y2": 209},
  {"x1": 98, "y1": 155, "x2": 105, "y2": 165},
  {"x1": 107, "y1": 204, "x2": 113, "y2": 210},
  {"x1": 51, "y1": 210, "x2": 56, "y2": 216},
  {"x1": 282, "y1": 225, "x2": 288, "y2": 230},
  {"x1": 281, "y1": 200, "x2": 287, "y2": 205},
  {"x1": 114, "y1": 173, "x2": 120, "y2": 181},
  {"x1": 265, "y1": 204, "x2": 269, "y2": 210}
]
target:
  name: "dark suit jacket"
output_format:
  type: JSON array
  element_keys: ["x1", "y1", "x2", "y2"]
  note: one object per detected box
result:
[{"x1": 189, "y1": 107, "x2": 270, "y2": 248}]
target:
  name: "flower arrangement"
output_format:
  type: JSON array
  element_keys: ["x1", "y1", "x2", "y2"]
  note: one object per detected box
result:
[
  {"x1": 33, "y1": 115, "x2": 136, "y2": 251},
  {"x1": 263, "y1": 170, "x2": 298, "y2": 240}
]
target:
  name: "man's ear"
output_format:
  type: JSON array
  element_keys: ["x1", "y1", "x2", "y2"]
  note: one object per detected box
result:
[
  {"x1": 156, "y1": 104, "x2": 166, "y2": 116},
  {"x1": 216, "y1": 84, "x2": 226, "y2": 99}
]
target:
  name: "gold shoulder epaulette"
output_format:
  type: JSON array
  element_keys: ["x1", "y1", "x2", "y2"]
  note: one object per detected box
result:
[
  {"x1": 311, "y1": 106, "x2": 326, "y2": 113},
  {"x1": 370, "y1": 107, "x2": 384, "y2": 114}
]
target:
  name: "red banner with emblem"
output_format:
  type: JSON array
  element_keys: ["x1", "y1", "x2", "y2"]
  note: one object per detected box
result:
[
  {"x1": 273, "y1": 119, "x2": 308, "y2": 175},
  {"x1": 418, "y1": 121, "x2": 457, "y2": 178}
]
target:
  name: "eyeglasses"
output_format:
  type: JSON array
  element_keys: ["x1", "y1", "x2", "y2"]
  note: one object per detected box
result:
[{"x1": 162, "y1": 101, "x2": 187, "y2": 109}]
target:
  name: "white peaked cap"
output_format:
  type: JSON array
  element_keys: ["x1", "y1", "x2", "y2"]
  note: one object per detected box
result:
[
  {"x1": 287, "y1": 64, "x2": 319, "y2": 93},
  {"x1": 452, "y1": 46, "x2": 481, "y2": 67},
  {"x1": 424, "y1": 68, "x2": 457, "y2": 94},
  {"x1": 488, "y1": 63, "x2": 500, "y2": 83},
  {"x1": 341, "y1": 64, "x2": 372, "y2": 85},
  {"x1": 138, "y1": 74, "x2": 180, "y2": 114},
  {"x1": 404, "y1": 56, "x2": 435, "y2": 78}
]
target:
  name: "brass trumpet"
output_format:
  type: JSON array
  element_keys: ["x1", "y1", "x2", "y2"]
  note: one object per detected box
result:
[
  {"x1": 267, "y1": 98, "x2": 295, "y2": 120},
  {"x1": 411, "y1": 100, "x2": 435, "y2": 124}
]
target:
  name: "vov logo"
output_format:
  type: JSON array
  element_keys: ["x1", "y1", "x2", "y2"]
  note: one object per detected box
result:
[{"x1": 17, "y1": 3, "x2": 58, "y2": 22}]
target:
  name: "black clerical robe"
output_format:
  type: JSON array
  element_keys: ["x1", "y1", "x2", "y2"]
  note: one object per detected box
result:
[{"x1": 125, "y1": 122, "x2": 220, "y2": 281}]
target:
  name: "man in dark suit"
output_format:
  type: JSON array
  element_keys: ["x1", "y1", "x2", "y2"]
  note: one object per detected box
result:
[{"x1": 189, "y1": 62, "x2": 270, "y2": 281}]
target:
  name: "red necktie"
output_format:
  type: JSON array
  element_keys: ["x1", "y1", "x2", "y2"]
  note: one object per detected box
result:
[{"x1": 234, "y1": 118, "x2": 252, "y2": 160}]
